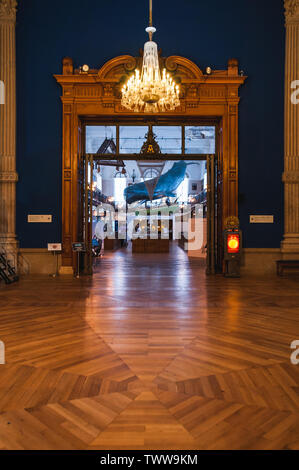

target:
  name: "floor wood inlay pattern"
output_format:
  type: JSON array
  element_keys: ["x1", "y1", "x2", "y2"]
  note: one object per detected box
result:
[{"x1": 0, "y1": 246, "x2": 299, "y2": 450}]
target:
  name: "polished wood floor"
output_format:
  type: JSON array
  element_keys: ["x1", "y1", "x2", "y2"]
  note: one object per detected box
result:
[{"x1": 0, "y1": 245, "x2": 299, "y2": 450}]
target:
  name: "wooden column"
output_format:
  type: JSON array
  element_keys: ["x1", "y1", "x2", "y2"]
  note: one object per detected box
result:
[
  {"x1": 60, "y1": 57, "x2": 75, "y2": 274},
  {"x1": 0, "y1": 0, "x2": 18, "y2": 266},
  {"x1": 226, "y1": 59, "x2": 240, "y2": 220},
  {"x1": 282, "y1": 1, "x2": 299, "y2": 259}
]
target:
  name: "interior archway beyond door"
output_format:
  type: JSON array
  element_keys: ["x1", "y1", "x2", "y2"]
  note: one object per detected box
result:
[
  {"x1": 81, "y1": 124, "x2": 218, "y2": 274},
  {"x1": 55, "y1": 55, "x2": 246, "y2": 273}
]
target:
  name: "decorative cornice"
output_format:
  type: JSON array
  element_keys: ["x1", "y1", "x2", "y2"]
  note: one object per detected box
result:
[
  {"x1": 0, "y1": 0, "x2": 17, "y2": 22},
  {"x1": 285, "y1": 0, "x2": 299, "y2": 22}
]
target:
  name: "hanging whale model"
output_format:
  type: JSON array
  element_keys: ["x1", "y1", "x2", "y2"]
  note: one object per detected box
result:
[{"x1": 124, "y1": 161, "x2": 197, "y2": 204}]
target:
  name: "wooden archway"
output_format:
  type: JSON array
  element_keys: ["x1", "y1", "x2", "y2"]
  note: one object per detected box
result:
[{"x1": 55, "y1": 55, "x2": 246, "y2": 273}]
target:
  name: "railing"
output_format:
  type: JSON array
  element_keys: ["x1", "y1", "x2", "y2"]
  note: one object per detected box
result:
[
  {"x1": 0, "y1": 243, "x2": 19, "y2": 284},
  {"x1": 16, "y1": 251, "x2": 30, "y2": 276}
]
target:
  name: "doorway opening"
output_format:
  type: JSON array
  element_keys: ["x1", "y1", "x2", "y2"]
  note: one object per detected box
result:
[
  {"x1": 56, "y1": 54, "x2": 245, "y2": 274},
  {"x1": 80, "y1": 123, "x2": 221, "y2": 275}
]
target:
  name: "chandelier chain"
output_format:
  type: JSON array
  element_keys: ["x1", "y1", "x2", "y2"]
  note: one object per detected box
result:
[{"x1": 149, "y1": 0, "x2": 152, "y2": 27}]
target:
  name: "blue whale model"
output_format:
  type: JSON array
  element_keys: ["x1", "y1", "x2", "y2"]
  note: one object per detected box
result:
[{"x1": 124, "y1": 161, "x2": 196, "y2": 204}]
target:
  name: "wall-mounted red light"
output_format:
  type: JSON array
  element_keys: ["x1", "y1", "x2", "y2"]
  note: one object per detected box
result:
[{"x1": 227, "y1": 234, "x2": 240, "y2": 254}]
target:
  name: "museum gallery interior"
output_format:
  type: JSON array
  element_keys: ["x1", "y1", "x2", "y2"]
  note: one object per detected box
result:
[{"x1": 0, "y1": 0, "x2": 298, "y2": 451}]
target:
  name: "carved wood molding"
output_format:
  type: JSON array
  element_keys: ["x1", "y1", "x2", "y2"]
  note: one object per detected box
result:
[
  {"x1": 285, "y1": 0, "x2": 299, "y2": 22},
  {"x1": 97, "y1": 55, "x2": 138, "y2": 81},
  {"x1": 0, "y1": 171, "x2": 18, "y2": 182},
  {"x1": 283, "y1": 171, "x2": 299, "y2": 183},
  {"x1": 0, "y1": 0, "x2": 17, "y2": 22},
  {"x1": 165, "y1": 55, "x2": 203, "y2": 79},
  {"x1": 55, "y1": 55, "x2": 246, "y2": 113}
]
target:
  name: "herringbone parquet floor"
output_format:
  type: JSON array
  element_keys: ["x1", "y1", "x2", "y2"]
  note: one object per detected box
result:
[{"x1": 0, "y1": 246, "x2": 298, "y2": 450}]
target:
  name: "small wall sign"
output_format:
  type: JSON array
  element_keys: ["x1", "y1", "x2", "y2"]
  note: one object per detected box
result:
[
  {"x1": 250, "y1": 215, "x2": 274, "y2": 224},
  {"x1": 48, "y1": 243, "x2": 62, "y2": 252},
  {"x1": 28, "y1": 215, "x2": 52, "y2": 223}
]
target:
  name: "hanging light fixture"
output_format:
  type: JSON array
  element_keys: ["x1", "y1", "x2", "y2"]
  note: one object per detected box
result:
[{"x1": 121, "y1": 0, "x2": 180, "y2": 113}]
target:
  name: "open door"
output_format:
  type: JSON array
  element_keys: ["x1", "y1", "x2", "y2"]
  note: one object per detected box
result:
[
  {"x1": 80, "y1": 154, "x2": 93, "y2": 275},
  {"x1": 206, "y1": 154, "x2": 217, "y2": 274},
  {"x1": 206, "y1": 150, "x2": 223, "y2": 274},
  {"x1": 215, "y1": 125, "x2": 224, "y2": 273},
  {"x1": 206, "y1": 154, "x2": 214, "y2": 274}
]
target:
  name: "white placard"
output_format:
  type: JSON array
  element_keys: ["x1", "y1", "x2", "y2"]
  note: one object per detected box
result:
[
  {"x1": 48, "y1": 243, "x2": 62, "y2": 252},
  {"x1": 28, "y1": 215, "x2": 52, "y2": 223},
  {"x1": 250, "y1": 215, "x2": 274, "y2": 224}
]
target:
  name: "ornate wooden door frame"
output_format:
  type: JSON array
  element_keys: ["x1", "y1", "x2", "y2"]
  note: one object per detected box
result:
[{"x1": 55, "y1": 55, "x2": 246, "y2": 273}]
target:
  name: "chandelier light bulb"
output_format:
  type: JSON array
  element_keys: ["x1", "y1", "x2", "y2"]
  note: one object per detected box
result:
[{"x1": 121, "y1": 0, "x2": 180, "y2": 113}]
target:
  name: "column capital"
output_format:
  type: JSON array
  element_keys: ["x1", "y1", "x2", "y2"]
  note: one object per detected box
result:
[
  {"x1": 0, "y1": 0, "x2": 17, "y2": 23},
  {"x1": 0, "y1": 171, "x2": 18, "y2": 182},
  {"x1": 285, "y1": 0, "x2": 299, "y2": 24},
  {"x1": 282, "y1": 171, "x2": 299, "y2": 183}
]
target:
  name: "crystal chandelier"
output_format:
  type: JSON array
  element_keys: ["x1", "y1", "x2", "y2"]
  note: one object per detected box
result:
[{"x1": 121, "y1": 0, "x2": 180, "y2": 113}]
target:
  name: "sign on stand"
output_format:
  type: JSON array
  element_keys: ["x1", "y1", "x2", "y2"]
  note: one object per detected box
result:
[
  {"x1": 47, "y1": 243, "x2": 62, "y2": 277},
  {"x1": 72, "y1": 242, "x2": 86, "y2": 252},
  {"x1": 72, "y1": 243, "x2": 86, "y2": 278}
]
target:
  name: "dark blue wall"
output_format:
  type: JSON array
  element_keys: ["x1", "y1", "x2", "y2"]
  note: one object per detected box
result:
[{"x1": 16, "y1": 0, "x2": 285, "y2": 248}]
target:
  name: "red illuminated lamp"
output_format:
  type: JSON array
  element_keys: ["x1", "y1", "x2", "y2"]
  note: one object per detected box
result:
[{"x1": 227, "y1": 233, "x2": 240, "y2": 254}]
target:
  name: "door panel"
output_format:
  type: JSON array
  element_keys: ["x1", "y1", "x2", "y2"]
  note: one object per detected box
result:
[
  {"x1": 216, "y1": 124, "x2": 224, "y2": 273},
  {"x1": 80, "y1": 154, "x2": 93, "y2": 275},
  {"x1": 206, "y1": 154, "x2": 216, "y2": 274},
  {"x1": 206, "y1": 151, "x2": 223, "y2": 274}
]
